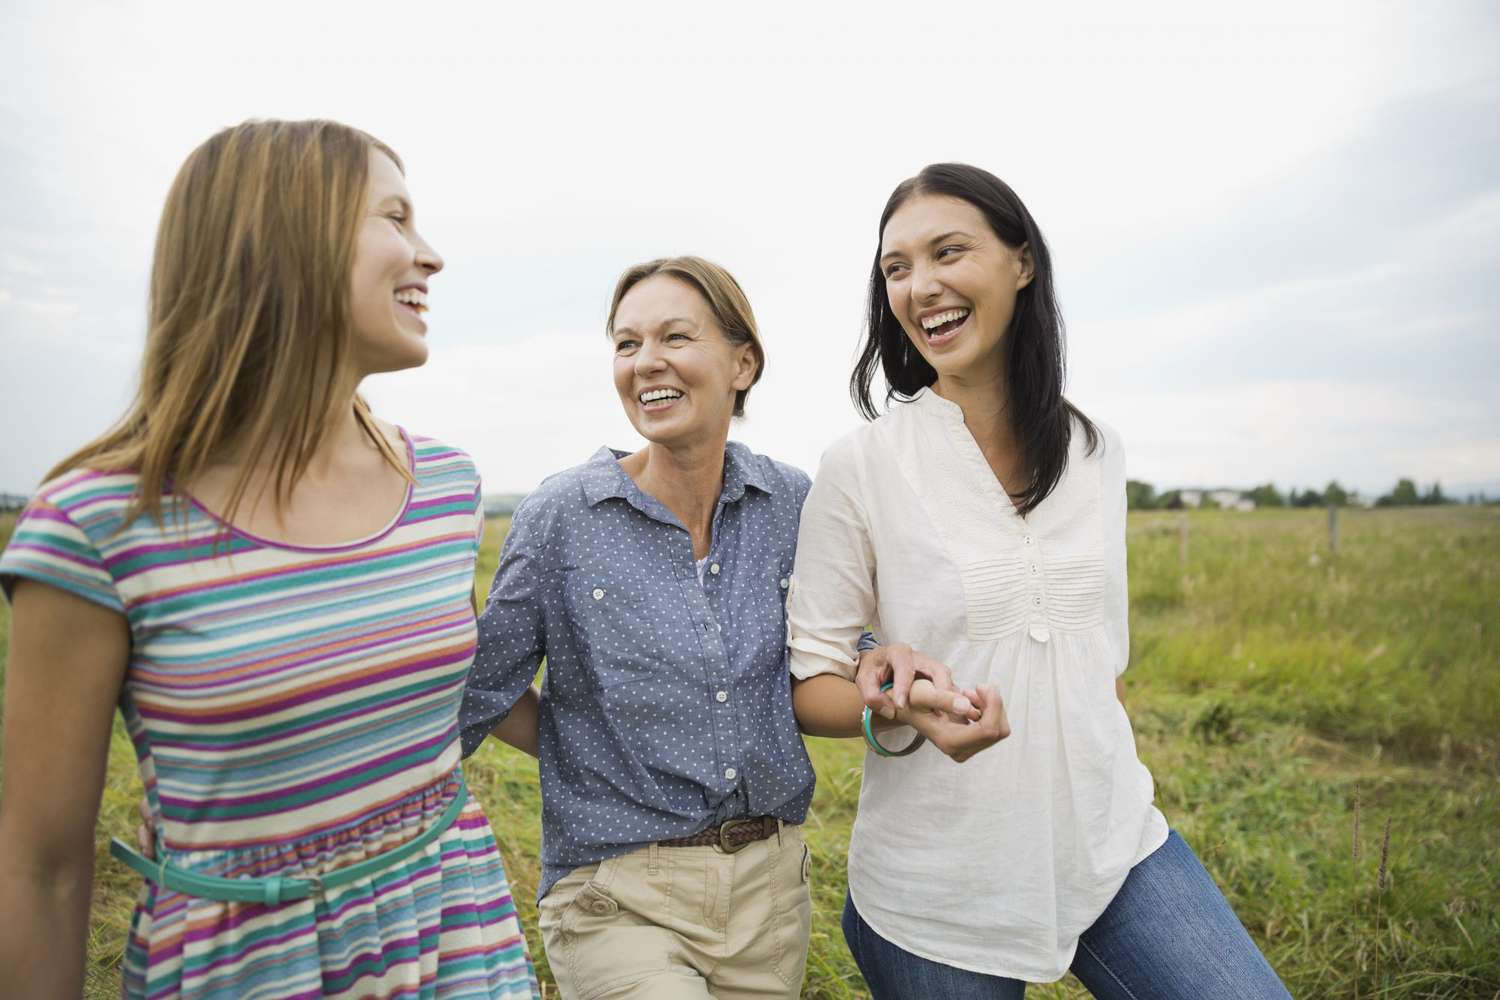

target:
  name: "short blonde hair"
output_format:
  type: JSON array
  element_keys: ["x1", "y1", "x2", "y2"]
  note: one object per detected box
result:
[{"x1": 606, "y1": 256, "x2": 765, "y2": 417}]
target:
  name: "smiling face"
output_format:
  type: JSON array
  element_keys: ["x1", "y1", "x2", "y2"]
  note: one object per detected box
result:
[
  {"x1": 347, "y1": 149, "x2": 443, "y2": 376},
  {"x1": 879, "y1": 193, "x2": 1033, "y2": 385},
  {"x1": 610, "y1": 274, "x2": 757, "y2": 450}
]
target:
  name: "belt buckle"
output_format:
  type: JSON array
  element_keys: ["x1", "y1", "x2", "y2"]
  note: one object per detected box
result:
[
  {"x1": 716, "y1": 818, "x2": 757, "y2": 854},
  {"x1": 301, "y1": 873, "x2": 325, "y2": 900}
]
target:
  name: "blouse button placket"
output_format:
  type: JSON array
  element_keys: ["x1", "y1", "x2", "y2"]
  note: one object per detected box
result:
[{"x1": 1027, "y1": 533, "x2": 1049, "y2": 642}]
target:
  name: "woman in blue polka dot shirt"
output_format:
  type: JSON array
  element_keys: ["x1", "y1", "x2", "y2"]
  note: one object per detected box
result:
[{"x1": 458, "y1": 256, "x2": 983, "y2": 1000}]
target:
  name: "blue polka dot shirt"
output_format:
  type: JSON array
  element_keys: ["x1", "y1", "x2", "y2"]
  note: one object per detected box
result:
[{"x1": 459, "y1": 442, "x2": 818, "y2": 901}]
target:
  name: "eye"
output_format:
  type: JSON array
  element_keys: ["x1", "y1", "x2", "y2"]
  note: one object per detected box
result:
[
  {"x1": 613, "y1": 338, "x2": 639, "y2": 354},
  {"x1": 884, "y1": 262, "x2": 908, "y2": 279},
  {"x1": 387, "y1": 213, "x2": 407, "y2": 229},
  {"x1": 937, "y1": 245, "x2": 964, "y2": 259},
  {"x1": 666, "y1": 332, "x2": 691, "y2": 342}
]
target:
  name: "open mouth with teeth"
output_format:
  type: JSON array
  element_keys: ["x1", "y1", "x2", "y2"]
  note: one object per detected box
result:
[
  {"x1": 920, "y1": 308, "x2": 970, "y2": 345},
  {"x1": 395, "y1": 288, "x2": 428, "y2": 317},
  {"x1": 639, "y1": 387, "x2": 684, "y2": 410}
]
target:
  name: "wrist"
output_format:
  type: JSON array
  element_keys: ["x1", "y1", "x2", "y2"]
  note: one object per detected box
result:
[{"x1": 861, "y1": 682, "x2": 927, "y2": 758}]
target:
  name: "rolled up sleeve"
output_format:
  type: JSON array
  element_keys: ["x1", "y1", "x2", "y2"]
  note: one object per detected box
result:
[{"x1": 786, "y1": 439, "x2": 878, "y2": 681}]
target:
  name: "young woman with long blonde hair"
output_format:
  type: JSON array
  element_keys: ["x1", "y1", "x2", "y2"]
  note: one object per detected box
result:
[{"x1": 0, "y1": 120, "x2": 540, "y2": 999}]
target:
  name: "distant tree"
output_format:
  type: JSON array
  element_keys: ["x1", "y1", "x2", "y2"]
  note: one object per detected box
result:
[
  {"x1": 1323, "y1": 480, "x2": 1349, "y2": 507},
  {"x1": 1244, "y1": 483, "x2": 1285, "y2": 507},
  {"x1": 1160, "y1": 490, "x2": 1184, "y2": 510},
  {"x1": 1289, "y1": 487, "x2": 1322, "y2": 508},
  {"x1": 1199, "y1": 493, "x2": 1222, "y2": 510},
  {"x1": 1378, "y1": 478, "x2": 1420, "y2": 507},
  {"x1": 1421, "y1": 481, "x2": 1452, "y2": 506},
  {"x1": 1125, "y1": 480, "x2": 1157, "y2": 511}
]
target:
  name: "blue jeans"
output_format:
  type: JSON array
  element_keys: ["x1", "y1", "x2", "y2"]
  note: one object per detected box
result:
[{"x1": 841, "y1": 830, "x2": 1290, "y2": 1000}]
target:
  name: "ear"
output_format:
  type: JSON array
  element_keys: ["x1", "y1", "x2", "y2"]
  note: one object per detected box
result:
[
  {"x1": 1015, "y1": 242, "x2": 1035, "y2": 291},
  {"x1": 730, "y1": 341, "x2": 758, "y2": 392}
]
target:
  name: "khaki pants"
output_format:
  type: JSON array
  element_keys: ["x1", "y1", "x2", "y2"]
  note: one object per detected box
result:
[{"x1": 538, "y1": 823, "x2": 812, "y2": 1000}]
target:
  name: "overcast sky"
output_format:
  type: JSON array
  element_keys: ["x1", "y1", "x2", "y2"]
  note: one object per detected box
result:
[{"x1": 2, "y1": 1, "x2": 1497, "y2": 498}]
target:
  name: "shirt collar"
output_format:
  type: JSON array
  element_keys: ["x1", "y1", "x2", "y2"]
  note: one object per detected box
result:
[
  {"x1": 911, "y1": 385, "x2": 966, "y2": 424},
  {"x1": 580, "y1": 441, "x2": 773, "y2": 509}
]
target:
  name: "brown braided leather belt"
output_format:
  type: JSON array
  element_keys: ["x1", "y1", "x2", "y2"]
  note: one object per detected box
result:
[{"x1": 658, "y1": 816, "x2": 780, "y2": 854}]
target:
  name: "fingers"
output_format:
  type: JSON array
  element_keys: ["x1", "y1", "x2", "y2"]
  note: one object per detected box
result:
[
  {"x1": 914, "y1": 651, "x2": 956, "y2": 692},
  {"x1": 973, "y1": 685, "x2": 1012, "y2": 740},
  {"x1": 135, "y1": 797, "x2": 155, "y2": 859},
  {"x1": 886, "y1": 643, "x2": 918, "y2": 711},
  {"x1": 854, "y1": 647, "x2": 897, "y2": 719},
  {"x1": 922, "y1": 685, "x2": 1010, "y2": 763},
  {"x1": 907, "y1": 680, "x2": 976, "y2": 722}
]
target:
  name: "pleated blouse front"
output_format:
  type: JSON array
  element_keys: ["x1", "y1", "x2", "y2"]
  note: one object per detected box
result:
[{"x1": 786, "y1": 389, "x2": 1168, "y2": 981}]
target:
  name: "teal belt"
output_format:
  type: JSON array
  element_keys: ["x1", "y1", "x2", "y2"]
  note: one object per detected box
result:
[{"x1": 110, "y1": 773, "x2": 469, "y2": 906}]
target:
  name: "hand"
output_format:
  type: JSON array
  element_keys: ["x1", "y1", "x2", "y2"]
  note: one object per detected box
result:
[
  {"x1": 902, "y1": 681, "x2": 1011, "y2": 763},
  {"x1": 135, "y1": 796, "x2": 155, "y2": 860},
  {"x1": 856, "y1": 643, "x2": 978, "y2": 722}
]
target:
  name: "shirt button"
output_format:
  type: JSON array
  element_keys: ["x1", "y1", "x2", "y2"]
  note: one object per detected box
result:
[
  {"x1": 1029, "y1": 624, "x2": 1051, "y2": 643},
  {"x1": 724, "y1": 767, "x2": 737, "y2": 781},
  {"x1": 716, "y1": 690, "x2": 729, "y2": 703},
  {"x1": 592, "y1": 588, "x2": 605, "y2": 600},
  {"x1": 1033, "y1": 595, "x2": 1043, "y2": 607},
  {"x1": 1023, "y1": 535, "x2": 1033, "y2": 545},
  {"x1": 1030, "y1": 564, "x2": 1039, "y2": 574},
  {"x1": 710, "y1": 563, "x2": 721, "y2": 575},
  {"x1": 779, "y1": 578, "x2": 789, "y2": 589}
]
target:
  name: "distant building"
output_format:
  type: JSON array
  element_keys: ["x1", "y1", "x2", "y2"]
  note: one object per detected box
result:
[
  {"x1": 0, "y1": 492, "x2": 29, "y2": 512},
  {"x1": 1169, "y1": 488, "x2": 1255, "y2": 511}
]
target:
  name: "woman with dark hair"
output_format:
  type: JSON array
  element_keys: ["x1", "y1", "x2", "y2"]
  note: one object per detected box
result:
[{"x1": 787, "y1": 164, "x2": 1289, "y2": 999}]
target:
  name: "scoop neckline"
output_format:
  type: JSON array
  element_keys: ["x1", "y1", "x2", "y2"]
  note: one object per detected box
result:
[{"x1": 180, "y1": 426, "x2": 417, "y2": 553}]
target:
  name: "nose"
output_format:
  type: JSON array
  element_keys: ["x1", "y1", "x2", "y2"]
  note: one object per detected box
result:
[
  {"x1": 414, "y1": 232, "x2": 444, "y2": 276},
  {"x1": 912, "y1": 260, "x2": 943, "y2": 303},
  {"x1": 634, "y1": 336, "x2": 668, "y2": 375}
]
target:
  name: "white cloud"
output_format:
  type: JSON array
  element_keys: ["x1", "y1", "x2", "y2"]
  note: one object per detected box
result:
[{"x1": 1, "y1": 1, "x2": 1497, "y2": 495}]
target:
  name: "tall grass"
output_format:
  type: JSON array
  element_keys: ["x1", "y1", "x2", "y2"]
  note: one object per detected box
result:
[{"x1": 1, "y1": 508, "x2": 1497, "y2": 997}]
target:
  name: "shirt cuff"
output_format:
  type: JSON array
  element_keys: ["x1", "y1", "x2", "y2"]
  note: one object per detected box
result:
[{"x1": 788, "y1": 637, "x2": 857, "y2": 681}]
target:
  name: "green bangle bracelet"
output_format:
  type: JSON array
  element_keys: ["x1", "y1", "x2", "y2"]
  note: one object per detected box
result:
[{"x1": 861, "y1": 681, "x2": 927, "y2": 758}]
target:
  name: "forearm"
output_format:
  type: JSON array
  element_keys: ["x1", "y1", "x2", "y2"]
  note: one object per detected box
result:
[
  {"x1": 792, "y1": 674, "x2": 909, "y2": 738},
  {"x1": 487, "y1": 686, "x2": 540, "y2": 758},
  {"x1": 0, "y1": 856, "x2": 92, "y2": 995}
]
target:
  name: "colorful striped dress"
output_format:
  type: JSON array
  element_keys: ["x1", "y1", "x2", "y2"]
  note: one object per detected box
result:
[{"x1": 0, "y1": 432, "x2": 540, "y2": 1000}]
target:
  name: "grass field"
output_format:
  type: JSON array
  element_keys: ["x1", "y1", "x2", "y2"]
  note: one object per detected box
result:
[{"x1": 1, "y1": 506, "x2": 1497, "y2": 998}]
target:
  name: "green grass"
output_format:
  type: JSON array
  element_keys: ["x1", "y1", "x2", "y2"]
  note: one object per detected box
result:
[{"x1": 2, "y1": 507, "x2": 1498, "y2": 998}]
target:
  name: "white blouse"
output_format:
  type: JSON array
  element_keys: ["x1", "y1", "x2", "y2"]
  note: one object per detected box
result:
[{"x1": 787, "y1": 388, "x2": 1168, "y2": 981}]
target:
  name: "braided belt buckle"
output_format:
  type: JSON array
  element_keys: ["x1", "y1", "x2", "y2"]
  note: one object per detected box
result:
[{"x1": 716, "y1": 817, "x2": 761, "y2": 854}]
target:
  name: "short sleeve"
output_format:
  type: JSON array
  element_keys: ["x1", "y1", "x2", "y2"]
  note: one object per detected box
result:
[
  {"x1": 0, "y1": 499, "x2": 125, "y2": 613},
  {"x1": 472, "y1": 475, "x2": 487, "y2": 553},
  {"x1": 785, "y1": 436, "x2": 879, "y2": 681}
]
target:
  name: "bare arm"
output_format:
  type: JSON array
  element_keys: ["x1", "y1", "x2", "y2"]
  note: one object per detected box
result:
[
  {"x1": 0, "y1": 580, "x2": 129, "y2": 996},
  {"x1": 487, "y1": 685, "x2": 541, "y2": 758},
  {"x1": 793, "y1": 673, "x2": 913, "y2": 737}
]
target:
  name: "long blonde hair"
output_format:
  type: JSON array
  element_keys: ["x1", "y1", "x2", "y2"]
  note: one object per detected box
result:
[{"x1": 49, "y1": 119, "x2": 412, "y2": 527}]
